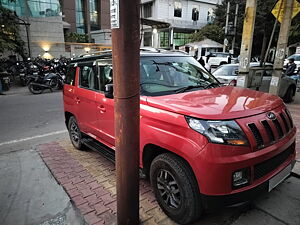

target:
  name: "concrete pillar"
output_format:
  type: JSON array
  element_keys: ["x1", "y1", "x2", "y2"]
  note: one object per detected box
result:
[
  {"x1": 236, "y1": 0, "x2": 257, "y2": 88},
  {"x1": 169, "y1": 27, "x2": 174, "y2": 49},
  {"x1": 152, "y1": 28, "x2": 159, "y2": 48},
  {"x1": 269, "y1": 0, "x2": 294, "y2": 95}
]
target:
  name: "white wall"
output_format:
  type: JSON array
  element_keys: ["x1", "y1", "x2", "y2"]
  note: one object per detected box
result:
[{"x1": 150, "y1": 0, "x2": 219, "y2": 29}]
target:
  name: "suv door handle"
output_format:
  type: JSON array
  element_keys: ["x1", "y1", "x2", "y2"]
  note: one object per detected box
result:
[
  {"x1": 98, "y1": 105, "x2": 106, "y2": 113},
  {"x1": 75, "y1": 97, "x2": 80, "y2": 104}
]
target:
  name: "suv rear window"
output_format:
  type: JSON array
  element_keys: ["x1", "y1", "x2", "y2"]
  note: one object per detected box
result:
[
  {"x1": 65, "y1": 66, "x2": 76, "y2": 85},
  {"x1": 79, "y1": 65, "x2": 99, "y2": 90}
]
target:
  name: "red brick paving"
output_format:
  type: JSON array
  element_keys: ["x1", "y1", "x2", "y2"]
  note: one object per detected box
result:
[
  {"x1": 38, "y1": 141, "x2": 173, "y2": 225},
  {"x1": 37, "y1": 103, "x2": 300, "y2": 225}
]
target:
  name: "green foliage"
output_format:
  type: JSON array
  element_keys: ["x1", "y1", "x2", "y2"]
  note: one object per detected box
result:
[
  {"x1": 213, "y1": 0, "x2": 277, "y2": 56},
  {"x1": 0, "y1": 4, "x2": 24, "y2": 55},
  {"x1": 289, "y1": 13, "x2": 300, "y2": 45},
  {"x1": 65, "y1": 32, "x2": 88, "y2": 43},
  {"x1": 190, "y1": 24, "x2": 224, "y2": 44},
  {"x1": 213, "y1": 0, "x2": 300, "y2": 55}
]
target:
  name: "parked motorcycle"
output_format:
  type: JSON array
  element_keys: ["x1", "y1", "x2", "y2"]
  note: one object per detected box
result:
[{"x1": 27, "y1": 72, "x2": 64, "y2": 94}]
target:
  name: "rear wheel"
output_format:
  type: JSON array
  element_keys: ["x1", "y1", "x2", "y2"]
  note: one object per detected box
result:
[
  {"x1": 150, "y1": 153, "x2": 202, "y2": 224},
  {"x1": 28, "y1": 83, "x2": 43, "y2": 94},
  {"x1": 68, "y1": 116, "x2": 84, "y2": 150},
  {"x1": 283, "y1": 86, "x2": 295, "y2": 103}
]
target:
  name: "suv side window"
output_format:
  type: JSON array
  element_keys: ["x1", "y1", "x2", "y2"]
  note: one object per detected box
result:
[
  {"x1": 65, "y1": 66, "x2": 76, "y2": 85},
  {"x1": 79, "y1": 65, "x2": 99, "y2": 90},
  {"x1": 99, "y1": 65, "x2": 113, "y2": 91}
]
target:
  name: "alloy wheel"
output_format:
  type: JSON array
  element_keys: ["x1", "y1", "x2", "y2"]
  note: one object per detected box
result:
[{"x1": 156, "y1": 169, "x2": 181, "y2": 209}]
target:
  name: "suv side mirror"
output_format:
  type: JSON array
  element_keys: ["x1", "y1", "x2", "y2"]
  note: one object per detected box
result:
[{"x1": 104, "y1": 84, "x2": 114, "y2": 99}]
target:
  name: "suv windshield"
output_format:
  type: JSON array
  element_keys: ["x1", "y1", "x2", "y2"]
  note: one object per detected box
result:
[{"x1": 140, "y1": 56, "x2": 219, "y2": 96}]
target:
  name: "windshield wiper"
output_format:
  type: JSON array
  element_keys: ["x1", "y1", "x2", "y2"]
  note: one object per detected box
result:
[
  {"x1": 204, "y1": 82, "x2": 221, "y2": 89},
  {"x1": 175, "y1": 85, "x2": 205, "y2": 93}
]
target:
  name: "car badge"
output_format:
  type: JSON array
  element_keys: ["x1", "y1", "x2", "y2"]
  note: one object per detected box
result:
[{"x1": 267, "y1": 112, "x2": 276, "y2": 120}]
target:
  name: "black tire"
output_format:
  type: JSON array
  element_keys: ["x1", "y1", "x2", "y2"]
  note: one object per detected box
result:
[
  {"x1": 49, "y1": 77, "x2": 59, "y2": 89},
  {"x1": 150, "y1": 153, "x2": 202, "y2": 224},
  {"x1": 68, "y1": 116, "x2": 84, "y2": 150},
  {"x1": 28, "y1": 83, "x2": 43, "y2": 94},
  {"x1": 283, "y1": 86, "x2": 295, "y2": 103},
  {"x1": 219, "y1": 61, "x2": 227, "y2": 66}
]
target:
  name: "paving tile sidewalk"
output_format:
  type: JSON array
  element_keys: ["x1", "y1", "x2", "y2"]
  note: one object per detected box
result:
[{"x1": 38, "y1": 141, "x2": 174, "y2": 225}]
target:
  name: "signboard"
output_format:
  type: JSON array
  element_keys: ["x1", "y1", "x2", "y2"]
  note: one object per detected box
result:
[
  {"x1": 110, "y1": 0, "x2": 119, "y2": 29},
  {"x1": 272, "y1": 0, "x2": 300, "y2": 23}
]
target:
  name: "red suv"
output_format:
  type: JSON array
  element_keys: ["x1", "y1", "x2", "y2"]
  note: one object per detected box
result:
[{"x1": 63, "y1": 50, "x2": 296, "y2": 224}]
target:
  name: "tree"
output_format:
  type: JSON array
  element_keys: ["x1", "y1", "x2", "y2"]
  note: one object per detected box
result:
[
  {"x1": 0, "y1": 3, "x2": 24, "y2": 56},
  {"x1": 213, "y1": 0, "x2": 277, "y2": 57},
  {"x1": 190, "y1": 24, "x2": 224, "y2": 44}
]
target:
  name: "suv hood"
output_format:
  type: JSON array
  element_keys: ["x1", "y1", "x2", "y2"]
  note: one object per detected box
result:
[{"x1": 146, "y1": 86, "x2": 283, "y2": 120}]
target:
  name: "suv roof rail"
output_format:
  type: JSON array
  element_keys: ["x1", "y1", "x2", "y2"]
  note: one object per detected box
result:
[
  {"x1": 165, "y1": 49, "x2": 189, "y2": 55},
  {"x1": 140, "y1": 47, "x2": 161, "y2": 52},
  {"x1": 78, "y1": 50, "x2": 112, "y2": 58}
]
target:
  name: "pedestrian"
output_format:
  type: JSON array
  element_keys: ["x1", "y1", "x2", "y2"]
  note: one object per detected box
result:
[
  {"x1": 284, "y1": 58, "x2": 297, "y2": 76},
  {"x1": 198, "y1": 56, "x2": 205, "y2": 67}
]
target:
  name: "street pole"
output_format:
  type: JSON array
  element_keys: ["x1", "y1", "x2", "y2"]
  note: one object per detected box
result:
[
  {"x1": 236, "y1": 0, "x2": 257, "y2": 88},
  {"x1": 231, "y1": 4, "x2": 238, "y2": 55},
  {"x1": 263, "y1": 0, "x2": 284, "y2": 65},
  {"x1": 110, "y1": 0, "x2": 140, "y2": 224},
  {"x1": 223, "y1": 1, "x2": 230, "y2": 52},
  {"x1": 269, "y1": 0, "x2": 294, "y2": 95},
  {"x1": 84, "y1": 0, "x2": 91, "y2": 42}
]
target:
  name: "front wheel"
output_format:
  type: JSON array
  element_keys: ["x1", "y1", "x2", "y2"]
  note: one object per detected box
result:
[
  {"x1": 28, "y1": 83, "x2": 43, "y2": 94},
  {"x1": 49, "y1": 77, "x2": 59, "y2": 89},
  {"x1": 150, "y1": 153, "x2": 202, "y2": 224}
]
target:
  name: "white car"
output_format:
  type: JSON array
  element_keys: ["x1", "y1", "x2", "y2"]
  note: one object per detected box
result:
[
  {"x1": 212, "y1": 63, "x2": 297, "y2": 103},
  {"x1": 204, "y1": 52, "x2": 232, "y2": 68}
]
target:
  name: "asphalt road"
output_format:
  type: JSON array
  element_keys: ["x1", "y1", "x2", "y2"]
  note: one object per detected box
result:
[
  {"x1": 0, "y1": 87, "x2": 84, "y2": 225},
  {"x1": 0, "y1": 88, "x2": 68, "y2": 154}
]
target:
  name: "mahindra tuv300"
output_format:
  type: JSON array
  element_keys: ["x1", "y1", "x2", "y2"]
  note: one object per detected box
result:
[{"x1": 63, "y1": 50, "x2": 296, "y2": 224}]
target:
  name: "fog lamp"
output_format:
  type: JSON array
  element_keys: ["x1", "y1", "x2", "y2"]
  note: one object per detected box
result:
[{"x1": 232, "y1": 168, "x2": 249, "y2": 187}]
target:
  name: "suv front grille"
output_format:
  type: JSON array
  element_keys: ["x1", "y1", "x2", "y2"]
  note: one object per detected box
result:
[
  {"x1": 247, "y1": 109, "x2": 293, "y2": 149},
  {"x1": 253, "y1": 143, "x2": 295, "y2": 180}
]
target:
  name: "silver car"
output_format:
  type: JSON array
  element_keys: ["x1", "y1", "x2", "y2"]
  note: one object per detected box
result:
[{"x1": 212, "y1": 63, "x2": 297, "y2": 103}]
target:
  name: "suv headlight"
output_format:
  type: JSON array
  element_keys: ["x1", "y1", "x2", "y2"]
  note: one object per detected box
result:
[{"x1": 185, "y1": 117, "x2": 248, "y2": 146}]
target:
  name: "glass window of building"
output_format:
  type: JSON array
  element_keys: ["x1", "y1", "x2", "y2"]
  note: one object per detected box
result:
[
  {"x1": 160, "y1": 32, "x2": 169, "y2": 48},
  {"x1": 76, "y1": 0, "x2": 85, "y2": 34},
  {"x1": 1, "y1": 0, "x2": 61, "y2": 17},
  {"x1": 143, "y1": 3, "x2": 152, "y2": 18},
  {"x1": 192, "y1": 6, "x2": 199, "y2": 21},
  {"x1": 174, "y1": 1, "x2": 182, "y2": 18},
  {"x1": 173, "y1": 33, "x2": 191, "y2": 46},
  {"x1": 89, "y1": 0, "x2": 99, "y2": 31}
]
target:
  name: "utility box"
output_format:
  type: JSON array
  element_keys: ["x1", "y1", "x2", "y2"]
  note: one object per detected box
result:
[{"x1": 247, "y1": 67, "x2": 266, "y2": 90}]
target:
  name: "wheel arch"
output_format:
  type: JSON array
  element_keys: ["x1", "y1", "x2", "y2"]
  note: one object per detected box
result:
[
  {"x1": 142, "y1": 144, "x2": 199, "y2": 190},
  {"x1": 65, "y1": 111, "x2": 74, "y2": 129}
]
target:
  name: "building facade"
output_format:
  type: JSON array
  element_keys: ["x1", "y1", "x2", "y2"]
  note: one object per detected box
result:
[
  {"x1": 141, "y1": 0, "x2": 220, "y2": 48},
  {"x1": 1, "y1": 0, "x2": 110, "y2": 58}
]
